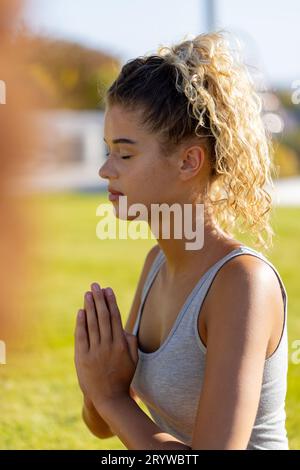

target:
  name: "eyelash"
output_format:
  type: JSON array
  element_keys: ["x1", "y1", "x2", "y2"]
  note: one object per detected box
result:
[{"x1": 104, "y1": 153, "x2": 132, "y2": 160}]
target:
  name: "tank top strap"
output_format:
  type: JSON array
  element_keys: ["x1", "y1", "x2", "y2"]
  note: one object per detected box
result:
[
  {"x1": 140, "y1": 248, "x2": 165, "y2": 301},
  {"x1": 190, "y1": 245, "x2": 288, "y2": 322},
  {"x1": 132, "y1": 248, "x2": 165, "y2": 336}
]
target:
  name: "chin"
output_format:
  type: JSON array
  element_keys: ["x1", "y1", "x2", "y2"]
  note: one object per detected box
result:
[
  {"x1": 113, "y1": 209, "x2": 143, "y2": 222},
  {"x1": 112, "y1": 195, "x2": 149, "y2": 222}
]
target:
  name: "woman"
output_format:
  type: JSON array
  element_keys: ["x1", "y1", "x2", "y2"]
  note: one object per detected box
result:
[{"x1": 74, "y1": 31, "x2": 289, "y2": 450}]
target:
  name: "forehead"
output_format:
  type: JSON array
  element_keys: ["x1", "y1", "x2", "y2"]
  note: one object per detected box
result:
[
  {"x1": 105, "y1": 105, "x2": 138, "y2": 130},
  {"x1": 104, "y1": 105, "x2": 147, "y2": 142}
]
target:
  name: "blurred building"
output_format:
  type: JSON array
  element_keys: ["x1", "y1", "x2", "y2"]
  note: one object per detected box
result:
[{"x1": 24, "y1": 109, "x2": 106, "y2": 192}]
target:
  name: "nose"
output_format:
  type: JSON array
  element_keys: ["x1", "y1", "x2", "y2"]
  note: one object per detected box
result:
[{"x1": 98, "y1": 159, "x2": 117, "y2": 180}]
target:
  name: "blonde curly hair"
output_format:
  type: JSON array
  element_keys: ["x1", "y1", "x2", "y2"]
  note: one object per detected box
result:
[{"x1": 106, "y1": 30, "x2": 277, "y2": 251}]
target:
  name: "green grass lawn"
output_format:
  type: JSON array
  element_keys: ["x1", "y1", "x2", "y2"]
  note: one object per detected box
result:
[{"x1": 0, "y1": 193, "x2": 299, "y2": 449}]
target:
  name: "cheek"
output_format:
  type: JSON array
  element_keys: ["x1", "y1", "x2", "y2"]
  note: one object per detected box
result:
[
  {"x1": 127, "y1": 156, "x2": 174, "y2": 203},
  {"x1": 143, "y1": 166, "x2": 167, "y2": 197},
  {"x1": 150, "y1": 160, "x2": 176, "y2": 194},
  {"x1": 146, "y1": 157, "x2": 170, "y2": 183}
]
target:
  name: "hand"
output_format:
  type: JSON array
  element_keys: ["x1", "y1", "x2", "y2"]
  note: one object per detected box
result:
[{"x1": 74, "y1": 283, "x2": 139, "y2": 411}]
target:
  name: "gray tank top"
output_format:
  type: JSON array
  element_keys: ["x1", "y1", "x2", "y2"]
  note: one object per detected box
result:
[{"x1": 131, "y1": 245, "x2": 289, "y2": 450}]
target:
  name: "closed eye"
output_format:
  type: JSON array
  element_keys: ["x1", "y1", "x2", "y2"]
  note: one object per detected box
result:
[{"x1": 104, "y1": 153, "x2": 132, "y2": 160}]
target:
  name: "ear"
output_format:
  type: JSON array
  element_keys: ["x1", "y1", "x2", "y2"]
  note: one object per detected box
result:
[{"x1": 179, "y1": 145, "x2": 205, "y2": 180}]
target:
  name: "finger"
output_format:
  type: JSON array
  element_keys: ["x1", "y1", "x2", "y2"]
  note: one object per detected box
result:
[
  {"x1": 91, "y1": 283, "x2": 112, "y2": 345},
  {"x1": 84, "y1": 291, "x2": 100, "y2": 347},
  {"x1": 75, "y1": 309, "x2": 89, "y2": 354},
  {"x1": 104, "y1": 288, "x2": 126, "y2": 345}
]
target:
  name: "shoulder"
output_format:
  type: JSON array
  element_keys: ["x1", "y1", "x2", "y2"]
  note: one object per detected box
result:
[
  {"x1": 212, "y1": 252, "x2": 284, "y2": 311},
  {"x1": 145, "y1": 243, "x2": 161, "y2": 266},
  {"x1": 214, "y1": 252, "x2": 281, "y2": 294},
  {"x1": 204, "y1": 253, "x2": 284, "y2": 356},
  {"x1": 141, "y1": 244, "x2": 161, "y2": 281}
]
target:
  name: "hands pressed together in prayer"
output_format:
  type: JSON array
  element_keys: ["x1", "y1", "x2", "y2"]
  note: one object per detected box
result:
[{"x1": 74, "y1": 283, "x2": 139, "y2": 413}]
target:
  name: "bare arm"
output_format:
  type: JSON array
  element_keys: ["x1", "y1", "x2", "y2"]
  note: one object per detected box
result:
[
  {"x1": 190, "y1": 256, "x2": 280, "y2": 449},
  {"x1": 96, "y1": 395, "x2": 191, "y2": 450},
  {"x1": 81, "y1": 244, "x2": 160, "y2": 439},
  {"x1": 82, "y1": 395, "x2": 114, "y2": 439},
  {"x1": 82, "y1": 386, "x2": 139, "y2": 439}
]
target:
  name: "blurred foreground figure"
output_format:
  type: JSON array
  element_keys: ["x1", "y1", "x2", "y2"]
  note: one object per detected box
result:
[{"x1": 0, "y1": 0, "x2": 38, "y2": 350}]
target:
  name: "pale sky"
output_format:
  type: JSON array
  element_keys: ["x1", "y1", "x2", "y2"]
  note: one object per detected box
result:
[{"x1": 23, "y1": 0, "x2": 300, "y2": 87}]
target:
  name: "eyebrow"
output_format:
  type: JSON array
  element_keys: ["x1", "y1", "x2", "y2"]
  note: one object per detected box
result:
[{"x1": 103, "y1": 137, "x2": 138, "y2": 145}]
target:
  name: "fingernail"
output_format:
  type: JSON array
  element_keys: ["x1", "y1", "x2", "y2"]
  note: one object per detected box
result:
[
  {"x1": 85, "y1": 292, "x2": 92, "y2": 300},
  {"x1": 78, "y1": 309, "x2": 84, "y2": 319},
  {"x1": 92, "y1": 283, "x2": 101, "y2": 291},
  {"x1": 106, "y1": 287, "x2": 113, "y2": 297}
]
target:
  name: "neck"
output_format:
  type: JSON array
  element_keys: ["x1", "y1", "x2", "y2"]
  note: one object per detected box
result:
[{"x1": 152, "y1": 209, "x2": 236, "y2": 281}]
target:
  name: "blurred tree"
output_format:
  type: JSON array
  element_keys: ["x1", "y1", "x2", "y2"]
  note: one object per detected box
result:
[
  {"x1": 273, "y1": 140, "x2": 300, "y2": 177},
  {"x1": 18, "y1": 33, "x2": 121, "y2": 109},
  {"x1": 280, "y1": 130, "x2": 300, "y2": 162}
]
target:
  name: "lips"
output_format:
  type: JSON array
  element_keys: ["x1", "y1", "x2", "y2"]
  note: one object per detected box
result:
[
  {"x1": 108, "y1": 188, "x2": 124, "y2": 202},
  {"x1": 108, "y1": 188, "x2": 124, "y2": 195}
]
